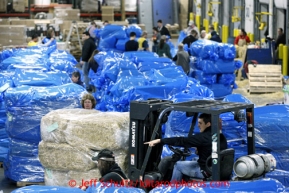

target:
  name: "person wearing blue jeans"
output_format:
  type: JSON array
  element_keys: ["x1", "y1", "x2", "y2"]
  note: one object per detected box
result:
[
  {"x1": 81, "y1": 31, "x2": 96, "y2": 91},
  {"x1": 145, "y1": 113, "x2": 228, "y2": 182}
]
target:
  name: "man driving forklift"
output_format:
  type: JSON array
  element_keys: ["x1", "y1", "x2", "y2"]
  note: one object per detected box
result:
[{"x1": 144, "y1": 113, "x2": 228, "y2": 182}]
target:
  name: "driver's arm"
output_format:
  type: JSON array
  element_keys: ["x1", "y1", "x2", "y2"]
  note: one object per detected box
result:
[{"x1": 145, "y1": 134, "x2": 204, "y2": 148}]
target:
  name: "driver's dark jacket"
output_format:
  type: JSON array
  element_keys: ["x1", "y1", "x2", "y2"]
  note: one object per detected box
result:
[{"x1": 161, "y1": 127, "x2": 227, "y2": 172}]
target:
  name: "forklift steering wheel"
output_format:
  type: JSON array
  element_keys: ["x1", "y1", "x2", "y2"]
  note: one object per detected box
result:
[{"x1": 168, "y1": 146, "x2": 192, "y2": 157}]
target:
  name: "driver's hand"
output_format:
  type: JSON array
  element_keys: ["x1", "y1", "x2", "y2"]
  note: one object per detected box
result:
[{"x1": 144, "y1": 139, "x2": 161, "y2": 147}]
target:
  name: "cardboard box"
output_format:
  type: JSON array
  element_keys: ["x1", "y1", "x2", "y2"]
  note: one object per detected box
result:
[
  {"x1": 0, "y1": 0, "x2": 7, "y2": 12},
  {"x1": 137, "y1": 24, "x2": 146, "y2": 31},
  {"x1": 102, "y1": 14, "x2": 114, "y2": 22},
  {"x1": 0, "y1": 38, "x2": 27, "y2": 46},
  {"x1": 101, "y1": 6, "x2": 114, "y2": 14},
  {"x1": 13, "y1": 0, "x2": 25, "y2": 12},
  {"x1": 0, "y1": 25, "x2": 27, "y2": 37},
  {"x1": 0, "y1": 19, "x2": 10, "y2": 25},
  {"x1": 54, "y1": 9, "x2": 80, "y2": 21}
]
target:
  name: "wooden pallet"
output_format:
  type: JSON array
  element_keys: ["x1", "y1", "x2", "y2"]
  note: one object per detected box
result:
[
  {"x1": 16, "y1": 181, "x2": 45, "y2": 187},
  {"x1": 248, "y1": 64, "x2": 283, "y2": 93}
]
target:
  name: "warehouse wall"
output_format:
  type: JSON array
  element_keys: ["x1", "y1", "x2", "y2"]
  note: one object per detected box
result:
[{"x1": 138, "y1": 0, "x2": 153, "y2": 35}]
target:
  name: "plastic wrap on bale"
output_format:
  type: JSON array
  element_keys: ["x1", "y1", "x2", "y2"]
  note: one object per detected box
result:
[
  {"x1": 217, "y1": 74, "x2": 236, "y2": 86},
  {"x1": 270, "y1": 150, "x2": 289, "y2": 171},
  {"x1": 12, "y1": 70, "x2": 72, "y2": 87},
  {"x1": 5, "y1": 84, "x2": 85, "y2": 143},
  {"x1": 122, "y1": 51, "x2": 158, "y2": 60},
  {"x1": 222, "y1": 93, "x2": 253, "y2": 104},
  {"x1": 191, "y1": 70, "x2": 217, "y2": 85},
  {"x1": 116, "y1": 38, "x2": 130, "y2": 51},
  {"x1": 202, "y1": 84, "x2": 233, "y2": 99},
  {"x1": 40, "y1": 109, "x2": 129, "y2": 152},
  {"x1": 11, "y1": 185, "x2": 84, "y2": 193},
  {"x1": 98, "y1": 36, "x2": 118, "y2": 51},
  {"x1": 237, "y1": 105, "x2": 289, "y2": 150},
  {"x1": 149, "y1": 178, "x2": 286, "y2": 193},
  {"x1": 195, "y1": 58, "x2": 238, "y2": 74},
  {"x1": 100, "y1": 25, "x2": 127, "y2": 38},
  {"x1": 125, "y1": 24, "x2": 142, "y2": 37},
  {"x1": 49, "y1": 50, "x2": 78, "y2": 64},
  {"x1": 8, "y1": 138, "x2": 38, "y2": 157},
  {"x1": 4, "y1": 154, "x2": 44, "y2": 182},
  {"x1": 0, "y1": 55, "x2": 49, "y2": 70}
]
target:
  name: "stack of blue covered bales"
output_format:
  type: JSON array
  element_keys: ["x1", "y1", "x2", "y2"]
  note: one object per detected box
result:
[
  {"x1": 189, "y1": 40, "x2": 242, "y2": 99},
  {"x1": 0, "y1": 45, "x2": 86, "y2": 183}
]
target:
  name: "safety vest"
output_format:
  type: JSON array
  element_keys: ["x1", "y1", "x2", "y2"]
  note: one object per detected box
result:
[
  {"x1": 138, "y1": 37, "x2": 146, "y2": 49},
  {"x1": 28, "y1": 41, "x2": 38, "y2": 47}
]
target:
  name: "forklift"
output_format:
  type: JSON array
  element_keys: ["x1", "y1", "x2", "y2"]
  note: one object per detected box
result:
[{"x1": 128, "y1": 99, "x2": 255, "y2": 190}]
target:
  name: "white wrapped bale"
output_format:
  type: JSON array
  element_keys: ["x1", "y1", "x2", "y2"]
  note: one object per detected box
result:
[
  {"x1": 40, "y1": 109, "x2": 129, "y2": 151},
  {"x1": 38, "y1": 141, "x2": 96, "y2": 172}
]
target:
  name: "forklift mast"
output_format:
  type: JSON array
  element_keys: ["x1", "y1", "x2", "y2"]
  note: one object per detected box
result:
[
  {"x1": 128, "y1": 99, "x2": 255, "y2": 182},
  {"x1": 128, "y1": 99, "x2": 173, "y2": 182}
]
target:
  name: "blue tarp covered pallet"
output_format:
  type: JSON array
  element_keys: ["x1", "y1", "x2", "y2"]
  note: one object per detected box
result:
[{"x1": 0, "y1": 46, "x2": 86, "y2": 182}]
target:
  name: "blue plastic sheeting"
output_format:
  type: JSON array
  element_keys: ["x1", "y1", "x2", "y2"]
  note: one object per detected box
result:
[
  {"x1": 122, "y1": 51, "x2": 158, "y2": 60},
  {"x1": 12, "y1": 185, "x2": 84, "y2": 193},
  {"x1": 100, "y1": 25, "x2": 127, "y2": 38},
  {"x1": 240, "y1": 105, "x2": 289, "y2": 150},
  {"x1": 177, "y1": 31, "x2": 187, "y2": 45},
  {"x1": 0, "y1": 145, "x2": 8, "y2": 161},
  {"x1": 4, "y1": 154, "x2": 44, "y2": 182},
  {"x1": 149, "y1": 178, "x2": 287, "y2": 193},
  {"x1": 49, "y1": 50, "x2": 78, "y2": 64},
  {"x1": 86, "y1": 182, "x2": 145, "y2": 193},
  {"x1": 191, "y1": 70, "x2": 217, "y2": 85},
  {"x1": 116, "y1": 39, "x2": 129, "y2": 51},
  {"x1": 196, "y1": 59, "x2": 237, "y2": 74},
  {"x1": 222, "y1": 93, "x2": 253, "y2": 104},
  {"x1": 7, "y1": 64, "x2": 49, "y2": 72},
  {"x1": 0, "y1": 49, "x2": 15, "y2": 62},
  {"x1": 266, "y1": 170, "x2": 289, "y2": 187},
  {"x1": 126, "y1": 25, "x2": 142, "y2": 37},
  {"x1": 270, "y1": 150, "x2": 289, "y2": 171},
  {"x1": 98, "y1": 36, "x2": 118, "y2": 51},
  {"x1": 5, "y1": 84, "x2": 85, "y2": 143},
  {"x1": 0, "y1": 55, "x2": 49, "y2": 70},
  {"x1": 203, "y1": 84, "x2": 233, "y2": 98},
  {"x1": 48, "y1": 59, "x2": 77, "y2": 75},
  {"x1": 217, "y1": 74, "x2": 235, "y2": 86},
  {"x1": 12, "y1": 70, "x2": 72, "y2": 87},
  {"x1": 0, "y1": 129, "x2": 8, "y2": 139},
  {"x1": 12, "y1": 48, "x2": 49, "y2": 58},
  {"x1": 8, "y1": 138, "x2": 38, "y2": 157},
  {"x1": 190, "y1": 40, "x2": 236, "y2": 60}
]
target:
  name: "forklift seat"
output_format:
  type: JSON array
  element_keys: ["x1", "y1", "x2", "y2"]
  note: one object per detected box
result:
[
  {"x1": 205, "y1": 148, "x2": 235, "y2": 181},
  {"x1": 144, "y1": 171, "x2": 162, "y2": 182}
]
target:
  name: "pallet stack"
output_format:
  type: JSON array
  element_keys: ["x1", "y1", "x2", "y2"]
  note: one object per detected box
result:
[
  {"x1": 13, "y1": 0, "x2": 25, "y2": 12},
  {"x1": 0, "y1": 25, "x2": 27, "y2": 46},
  {"x1": 248, "y1": 64, "x2": 283, "y2": 93},
  {"x1": 63, "y1": 22, "x2": 89, "y2": 61}
]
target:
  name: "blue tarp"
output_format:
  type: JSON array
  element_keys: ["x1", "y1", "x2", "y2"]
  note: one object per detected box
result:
[{"x1": 12, "y1": 185, "x2": 84, "y2": 193}]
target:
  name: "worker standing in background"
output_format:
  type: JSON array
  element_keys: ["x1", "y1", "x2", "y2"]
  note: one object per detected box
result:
[
  {"x1": 156, "y1": 35, "x2": 172, "y2": 59},
  {"x1": 275, "y1": 28, "x2": 286, "y2": 50},
  {"x1": 172, "y1": 43, "x2": 190, "y2": 75},
  {"x1": 138, "y1": 31, "x2": 149, "y2": 51},
  {"x1": 157, "y1": 20, "x2": 171, "y2": 38},
  {"x1": 185, "y1": 21, "x2": 200, "y2": 37},
  {"x1": 151, "y1": 27, "x2": 161, "y2": 52},
  {"x1": 125, "y1": 32, "x2": 139, "y2": 51},
  {"x1": 81, "y1": 31, "x2": 96, "y2": 92},
  {"x1": 42, "y1": 29, "x2": 56, "y2": 47},
  {"x1": 182, "y1": 30, "x2": 198, "y2": 54},
  {"x1": 234, "y1": 29, "x2": 250, "y2": 46},
  {"x1": 209, "y1": 26, "x2": 222, "y2": 43}
]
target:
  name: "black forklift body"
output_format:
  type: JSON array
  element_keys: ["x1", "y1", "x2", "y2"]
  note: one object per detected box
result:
[{"x1": 128, "y1": 99, "x2": 255, "y2": 183}]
